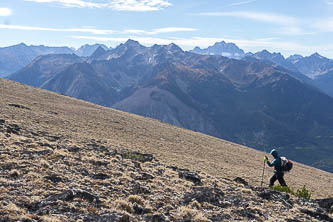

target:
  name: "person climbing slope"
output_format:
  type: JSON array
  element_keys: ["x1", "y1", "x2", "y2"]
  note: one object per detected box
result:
[{"x1": 264, "y1": 149, "x2": 287, "y2": 187}]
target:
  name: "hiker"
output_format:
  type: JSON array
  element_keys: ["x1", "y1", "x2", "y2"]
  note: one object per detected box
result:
[{"x1": 264, "y1": 149, "x2": 287, "y2": 187}]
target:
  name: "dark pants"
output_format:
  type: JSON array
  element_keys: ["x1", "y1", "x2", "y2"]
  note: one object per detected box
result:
[{"x1": 269, "y1": 172, "x2": 287, "y2": 187}]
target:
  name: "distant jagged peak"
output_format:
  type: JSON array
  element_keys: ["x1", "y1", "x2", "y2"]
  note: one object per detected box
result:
[
  {"x1": 165, "y1": 43, "x2": 183, "y2": 52},
  {"x1": 193, "y1": 46, "x2": 201, "y2": 51},
  {"x1": 212, "y1": 40, "x2": 237, "y2": 48},
  {"x1": 123, "y1": 39, "x2": 145, "y2": 48},
  {"x1": 90, "y1": 45, "x2": 107, "y2": 59},
  {"x1": 254, "y1": 49, "x2": 285, "y2": 59},
  {"x1": 287, "y1": 54, "x2": 303, "y2": 64},
  {"x1": 287, "y1": 54, "x2": 303, "y2": 60},
  {"x1": 9, "y1": 42, "x2": 29, "y2": 49},
  {"x1": 17, "y1": 42, "x2": 28, "y2": 47},
  {"x1": 213, "y1": 40, "x2": 226, "y2": 46},
  {"x1": 308, "y1": 52, "x2": 328, "y2": 60},
  {"x1": 75, "y1": 44, "x2": 108, "y2": 57},
  {"x1": 113, "y1": 39, "x2": 146, "y2": 54},
  {"x1": 190, "y1": 40, "x2": 244, "y2": 59},
  {"x1": 77, "y1": 43, "x2": 108, "y2": 51}
]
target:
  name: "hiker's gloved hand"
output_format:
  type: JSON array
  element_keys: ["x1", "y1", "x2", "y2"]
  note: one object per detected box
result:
[{"x1": 264, "y1": 156, "x2": 268, "y2": 162}]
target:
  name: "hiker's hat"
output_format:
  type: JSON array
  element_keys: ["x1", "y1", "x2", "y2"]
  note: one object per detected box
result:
[{"x1": 270, "y1": 149, "x2": 278, "y2": 156}]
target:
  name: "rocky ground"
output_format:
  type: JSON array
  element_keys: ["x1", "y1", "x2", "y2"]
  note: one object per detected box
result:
[
  {"x1": 0, "y1": 79, "x2": 333, "y2": 221},
  {"x1": 0, "y1": 119, "x2": 333, "y2": 221}
]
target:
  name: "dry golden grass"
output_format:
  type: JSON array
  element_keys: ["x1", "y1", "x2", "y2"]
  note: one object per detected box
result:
[
  {"x1": 114, "y1": 199, "x2": 133, "y2": 214},
  {"x1": 40, "y1": 215, "x2": 62, "y2": 222},
  {"x1": 0, "y1": 78, "x2": 332, "y2": 221},
  {"x1": 127, "y1": 195, "x2": 146, "y2": 206}
]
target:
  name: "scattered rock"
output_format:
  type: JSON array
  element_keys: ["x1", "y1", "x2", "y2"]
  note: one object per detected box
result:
[
  {"x1": 147, "y1": 214, "x2": 167, "y2": 222},
  {"x1": 137, "y1": 172, "x2": 155, "y2": 181},
  {"x1": 210, "y1": 214, "x2": 232, "y2": 221},
  {"x1": 257, "y1": 189, "x2": 293, "y2": 208},
  {"x1": 2, "y1": 162, "x2": 18, "y2": 170},
  {"x1": 234, "y1": 177, "x2": 248, "y2": 186},
  {"x1": 9, "y1": 170, "x2": 20, "y2": 179},
  {"x1": 300, "y1": 209, "x2": 333, "y2": 222},
  {"x1": 67, "y1": 146, "x2": 80, "y2": 152},
  {"x1": 122, "y1": 152, "x2": 154, "y2": 162},
  {"x1": 44, "y1": 174, "x2": 63, "y2": 183},
  {"x1": 91, "y1": 173, "x2": 110, "y2": 180},
  {"x1": 258, "y1": 189, "x2": 288, "y2": 200},
  {"x1": 83, "y1": 212, "x2": 130, "y2": 222},
  {"x1": 8, "y1": 104, "x2": 31, "y2": 110},
  {"x1": 6, "y1": 124, "x2": 21, "y2": 135},
  {"x1": 48, "y1": 111, "x2": 58, "y2": 115},
  {"x1": 36, "y1": 149, "x2": 53, "y2": 156},
  {"x1": 178, "y1": 170, "x2": 201, "y2": 185},
  {"x1": 90, "y1": 160, "x2": 109, "y2": 167},
  {"x1": 80, "y1": 168, "x2": 89, "y2": 176},
  {"x1": 28, "y1": 189, "x2": 99, "y2": 212},
  {"x1": 133, "y1": 161, "x2": 142, "y2": 170},
  {"x1": 184, "y1": 186, "x2": 225, "y2": 207},
  {"x1": 133, "y1": 204, "x2": 151, "y2": 215},
  {"x1": 286, "y1": 219, "x2": 302, "y2": 222},
  {"x1": 46, "y1": 135, "x2": 61, "y2": 142},
  {"x1": 37, "y1": 142, "x2": 54, "y2": 149},
  {"x1": 131, "y1": 183, "x2": 151, "y2": 195},
  {"x1": 232, "y1": 208, "x2": 262, "y2": 221},
  {"x1": 315, "y1": 198, "x2": 333, "y2": 213},
  {"x1": 166, "y1": 166, "x2": 178, "y2": 171},
  {"x1": 157, "y1": 168, "x2": 164, "y2": 175}
]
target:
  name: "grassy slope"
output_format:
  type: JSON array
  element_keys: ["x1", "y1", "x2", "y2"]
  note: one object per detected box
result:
[{"x1": 0, "y1": 78, "x2": 332, "y2": 199}]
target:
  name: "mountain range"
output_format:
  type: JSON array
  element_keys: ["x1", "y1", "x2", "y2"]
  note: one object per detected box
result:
[
  {"x1": 0, "y1": 43, "x2": 110, "y2": 77},
  {"x1": 8, "y1": 39, "x2": 333, "y2": 172},
  {"x1": 190, "y1": 41, "x2": 245, "y2": 59},
  {"x1": 191, "y1": 42, "x2": 333, "y2": 97}
]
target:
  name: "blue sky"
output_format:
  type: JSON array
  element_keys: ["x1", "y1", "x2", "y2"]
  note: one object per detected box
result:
[{"x1": 1, "y1": 0, "x2": 333, "y2": 58}]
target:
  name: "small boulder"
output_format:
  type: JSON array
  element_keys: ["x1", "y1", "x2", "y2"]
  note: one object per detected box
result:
[
  {"x1": 184, "y1": 186, "x2": 225, "y2": 207},
  {"x1": 28, "y1": 189, "x2": 100, "y2": 212},
  {"x1": 131, "y1": 183, "x2": 151, "y2": 195},
  {"x1": 6, "y1": 124, "x2": 21, "y2": 135},
  {"x1": 84, "y1": 212, "x2": 130, "y2": 222},
  {"x1": 91, "y1": 173, "x2": 110, "y2": 180},
  {"x1": 9, "y1": 170, "x2": 20, "y2": 179},
  {"x1": 133, "y1": 204, "x2": 151, "y2": 215},
  {"x1": 178, "y1": 170, "x2": 201, "y2": 185},
  {"x1": 146, "y1": 214, "x2": 168, "y2": 222},
  {"x1": 44, "y1": 174, "x2": 63, "y2": 183},
  {"x1": 36, "y1": 149, "x2": 53, "y2": 156},
  {"x1": 67, "y1": 146, "x2": 80, "y2": 152},
  {"x1": 8, "y1": 104, "x2": 31, "y2": 110},
  {"x1": 300, "y1": 209, "x2": 333, "y2": 222},
  {"x1": 90, "y1": 160, "x2": 109, "y2": 167},
  {"x1": 121, "y1": 152, "x2": 154, "y2": 162},
  {"x1": 315, "y1": 198, "x2": 333, "y2": 213},
  {"x1": 136, "y1": 172, "x2": 155, "y2": 181},
  {"x1": 234, "y1": 177, "x2": 248, "y2": 186}
]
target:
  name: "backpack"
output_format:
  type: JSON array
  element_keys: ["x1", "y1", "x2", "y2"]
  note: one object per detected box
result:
[{"x1": 280, "y1": 157, "x2": 293, "y2": 172}]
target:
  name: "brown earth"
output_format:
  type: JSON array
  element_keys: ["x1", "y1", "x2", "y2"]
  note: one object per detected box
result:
[{"x1": 0, "y1": 78, "x2": 333, "y2": 221}]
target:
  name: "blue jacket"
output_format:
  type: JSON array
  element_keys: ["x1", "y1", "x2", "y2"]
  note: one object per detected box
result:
[{"x1": 267, "y1": 150, "x2": 282, "y2": 173}]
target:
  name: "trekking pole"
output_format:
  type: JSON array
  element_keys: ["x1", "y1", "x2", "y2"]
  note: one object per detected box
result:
[
  {"x1": 260, "y1": 146, "x2": 267, "y2": 188},
  {"x1": 260, "y1": 158, "x2": 266, "y2": 188}
]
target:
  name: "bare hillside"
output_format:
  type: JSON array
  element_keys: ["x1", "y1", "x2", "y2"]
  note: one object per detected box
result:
[{"x1": 0, "y1": 78, "x2": 332, "y2": 221}]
